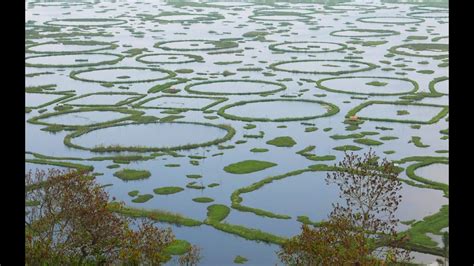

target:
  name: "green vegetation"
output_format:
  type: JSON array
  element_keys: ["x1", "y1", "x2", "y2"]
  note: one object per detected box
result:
[
  {"x1": 163, "y1": 240, "x2": 191, "y2": 255},
  {"x1": 64, "y1": 121, "x2": 236, "y2": 153},
  {"x1": 153, "y1": 186, "x2": 184, "y2": 195},
  {"x1": 331, "y1": 29, "x2": 399, "y2": 37},
  {"x1": 353, "y1": 138, "x2": 384, "y2": 146},
  {"x1": 185, "y1": 79, "x2": 286, "y2": 96},
  {"x1": 297, "y1": 215, "x2": 322, "y2": 227},
  {"x1": 250, "y1": 148, "x2": 269, "y2": 153},
  {"x1": 270, "y1": 59, "x2": 378, "y2": 75},
  {"x1": 147, "y1": 79, "x2": 188, "y2": 94},
  {"x1": 333, "y1": 145, "x2": 362, "y2": 151},
  {"x1": 346, "y1": 100, "x2": 448, "y2": 124},
  {"x1": 218, "y1": 99, "x2": 339, "y2": 122},
  {"x1": 234, "y1": 255, "x2": 248, "y2": 264},
  {"x1": 380, "y1": 136, "x2": 398, "y2": 141},
  {"x1": 186, "y1": 174, "x2": 202, "y2": 179},
  {"x1": 402, "y1": 205, "x2": 448, "y2": 255},
  {"x1": 269, "y1": 41, "x2": 347, "y2": 53},
  {"x1": 410, "y1": 136, "x2": 430, "y2": 148},
  {"x1": 316, "y1": 76, "x2": 418, "y2": 96},
  {"x1": 70, "y1": 67, "x2": 176, "y2": 84},
  {"x1": 108, "y1": 203, "x2": 202, "y2": 227},
  {"x1": 154, "y1": 39, "x2": 238, "y2": 52},
  {"x1": 25, "y1": 53, "x2": 124, "y2": 68},
  {"x1": 192, "y1": 197, "x2": 214, "y2": 203},
  {"x1": 388, "y1": 43, "x2": 448, "y2": 59},
  {"x1": 113, "y1": 169, "x2": 151, "y2": 181},
  {"x1": 224, "y1": 160, "x2": 277, "y2": 174},
  {"x1": 132, "y1": 194, "x2": 154, "y2": 203},
  {"x1": 305, "y1": 127, "x2": 318, "y2": 132},
  {"x1": 133, "y1": 95, "x2": 227, "y2": 111},
  {"x1": 206, "y1": 204, "x2": 230, "y2": 223},
  {"x1": 266, "y1": 136, "x2": 296, "y2": 147},
  {"x1": 128, "y1": 190, "x2": 139, "y2": 197}
]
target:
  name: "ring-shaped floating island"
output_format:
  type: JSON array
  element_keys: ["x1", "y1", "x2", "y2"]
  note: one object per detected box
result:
[
  {"x1": 28, "y1": 107, "x2": 144, "y2": 128},
  {"x1": 269, "y1": 41, "x2": 347, "y2": 53},
  {"x1": 184, "y1": 79, "x2": 286, "y2": 95},
  {"x1": 64, "y1": 121, "x2": 236, "y2": 153},
  {"x1": 388, "y1": 43, "x2": 448, "y2": 59},
  {"x1": 316, "y1": 76, "x2": 418, "y2": 96},
  {"x1": 25, "y1": 53, "x2": 124, "y2": 68},
  {"x1": 269, "y1": 59, "x2": 378, "y2": 75},
  {"x1": 44, "y1": 18, "x2": 127, "y2": 27},
  {"x1": 154, "y1": 39, "x2": 239, "y2": 52},
  {"x1": 217, "y1": 99, "x2": 339, "y2": 122},
  {"x1": 248, "y1": 13, "x2": 312, "y2": 21},
  {"x1": 346, "y1": 101, "x2": 449, "y2": 124},
  {"x1": 407, "y1": 11, "x2": 448, "y2": 19},
  {"x1": 153, "y1": 12, "x2": 224, "y2": 23},
  {"x1": 429, "y1": 77, "x2": 448, "y2": 95},
  {"x1": 133, "y1": 95, "x2": 228, "y2": 111},
  {"x1": 357, "y1": 16, "x2": 425, "y2": 25},
  {"x1": 70, "y1": 66, "x2": 176, "y2": 84},
  {"x1": 325, "y1": 4, "x2": 380, "y2": 11},
  {"x1": 25, "y1": 40, "x2": 118, "y2": 54},
  {"x1": 136, "y1": 53, "x2": 204, "y2": 64},
  {"x1": 60, "y1": 92, "x2": 146, "y2": 107},
  {"x1": 254, "y1": 8, "x2": 317, "y2": 15},
  {"x1": 330, "y1": 29, "x2": 400, "y2": 37},
  {"x1": 33, "y1": 1, "x2": 89, "y2": 6}
]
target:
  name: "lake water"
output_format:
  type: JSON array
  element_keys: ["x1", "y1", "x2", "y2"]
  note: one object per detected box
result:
[{"x1": 26, "y1": 0, "x2": 448, "y2": 264}]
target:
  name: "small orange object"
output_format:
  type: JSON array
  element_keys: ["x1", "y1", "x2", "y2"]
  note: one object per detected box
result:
[{"x1": 349, "y1": 115, "x2": 358, "y2": 121}]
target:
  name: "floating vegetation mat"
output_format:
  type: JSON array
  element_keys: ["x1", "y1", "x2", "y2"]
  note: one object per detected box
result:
[{"x1": 26, "y1": 1, "x2": 448, "y2": 264}]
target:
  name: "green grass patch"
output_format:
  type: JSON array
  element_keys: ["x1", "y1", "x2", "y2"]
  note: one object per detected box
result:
[
  {"x1": 153, "y1": 186, "x2": 184, "y2": 195},
  {"x1": 132, "y1": 194, "x2": 153, "y2": 203},
  {"x1": 354, "y1": 138, "x2": 384, "y2": 146},
  {"x1": 266, "y1": 136, "x2": 296, "y2": 147},
  {"x1": 333, "y1": 145, "x2": 362, "y2": 151},
  {"x1": 234, "y1": 255, "x2": 248, "y2": 264},
  {"x1": 250, "y1": 148, "x2": 269, "y2": 153},
  {"x1": 206, "y1": 204, "x2": 230, "y2": 223},
  {"x1": 113, "y1": 169, "x2": 151, "y2": 181},
  {"x1": 192, "y1": 197, "x2": 214, "y2": 203},
  {"x1": 224, "y1": 160, "x2": 277, "y2": 174}
]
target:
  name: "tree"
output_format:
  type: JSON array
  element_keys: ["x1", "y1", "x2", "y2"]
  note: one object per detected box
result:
[
  {"x1": 25, "y1": 169, "x2": 200, "y2": 265},
  {"x1": 278, "y1": 150, "x2": 411, "y2": 265}
]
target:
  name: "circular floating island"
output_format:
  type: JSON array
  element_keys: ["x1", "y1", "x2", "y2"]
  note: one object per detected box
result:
[
  {"x1": 45, "y1": 18, "x2": 127, "y2": 27},
  {"x1": 269, "y1": 41, "x2": 347, "y2": 53},
  {"x1": 136, "y1": 53, "x2": 203, "y2": 64},
  {"x1": 154, "y1": 39, "x2": 238, "y2": 52},
  {"x1": 185, "y1": 79, "x2": 286, "y2": 95},
  {"x1": 26, "y1": 53, "x2": 123, "y2": 68},
  {"x1": 326, "y1": 4, "x2": 379, "y2": 11},
  {"x1": 249, "y1": 14, "x2": 311, "y2": 21},
  {"x1": 330, "y1": 29, "x2": 400, "y2": 37},
  {"x1": 429, "y1": 76, "x2": 448, "y2": 95},
  {"x1": 254, "y1": 8, "x2": 316, "y2": 15},
  {"x1": 217, "y1": 99, "x2": 339, "y2": 122},
  {"x1": 357, "y1": 16, "x2": 424, "y2": 25},
  {"x1": 28, "y1": 108, "x2": 142, "y2": 128},
  {"x1": 389, "y1": 43, "x2": 448, "y2": 58},
  {"x1": 65, "y1": 121, "x2": 236, "y2": 152},
  {"x1": 408, "y1": 11, "x2": 448, "y2": 18},
  {"x1": 270, "y1": 59, "x2": 377, "y2": 75},
  {"x1": 154, "y1": 13, "x2": 223, "y2": 23},
  {"x1": 316, "y1": 76, "x2": 418, "y2": 96},
  {"x1": 70, "y1": 67, "x2": 176, "y2": 84},
  {"x1": 26, "y1": 40, "x2": 117, "y2": 54}
]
